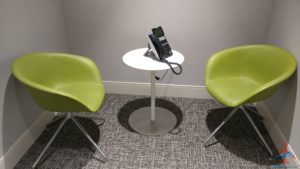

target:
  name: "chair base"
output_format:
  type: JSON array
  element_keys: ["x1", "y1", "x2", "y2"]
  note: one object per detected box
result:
[
  {"x1": 205, "y1": 105, "x2": 274, "y2": 157},
  {"x1": 32, "y1": 114, "x2": 107, "y2": 168},
  {"x1": 46, "y1": 114, "x2": 105, "y2": 130}
]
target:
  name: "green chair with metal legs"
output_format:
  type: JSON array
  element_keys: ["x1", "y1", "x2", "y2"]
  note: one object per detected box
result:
[
  {"x1": 12, "y1": 52, "x2": 107, "y2": 168},
  {"x1": 205, "y1": 45, "x2": 297, "y2": 156}
]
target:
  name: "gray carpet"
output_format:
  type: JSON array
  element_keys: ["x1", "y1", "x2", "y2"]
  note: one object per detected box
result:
[{"x1": 15, "y1": 94, "x2": 280, "y2": 169}]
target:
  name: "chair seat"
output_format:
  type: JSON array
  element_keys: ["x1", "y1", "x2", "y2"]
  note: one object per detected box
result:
[
  {"x1": 57, "y1": 82, "x2": 105, "y2": 112},
  {"x1": 206, "y1": 77, "x2": 260, "y2": 107}
]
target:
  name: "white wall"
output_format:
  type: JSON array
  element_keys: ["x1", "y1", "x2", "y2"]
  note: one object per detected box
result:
[
  {"x1": 4, "y1": 0, "x2": 300, "y2": 167},
  {"x1": 62, "y1": 0, "x2": 273, "y2": 85},
  {"x1": 0, "y1": 0, "x2": 68, "y2": 157},
  {"x1": 266, "y1": 0, "x2": 300, "y2": 157}
]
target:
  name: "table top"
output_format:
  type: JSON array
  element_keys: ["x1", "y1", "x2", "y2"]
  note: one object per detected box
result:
[{"x1": 122, "y1": 48, "x2": 184, "y2": 71}]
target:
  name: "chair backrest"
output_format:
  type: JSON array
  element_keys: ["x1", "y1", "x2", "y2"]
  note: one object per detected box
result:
[
  {"x1": 206, "y1": 45, "x2": 297, "y2": 85},
  {"x1": 12, "y1": 53, "x2": 102, "y2": 89},
  {"x1": 12, "y1": 53, "x2": 103, "y2": 112}
]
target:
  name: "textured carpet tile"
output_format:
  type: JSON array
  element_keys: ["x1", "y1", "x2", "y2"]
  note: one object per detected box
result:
[{"x1": 15, "y1": 94, "x2": 280, "y2": 169}]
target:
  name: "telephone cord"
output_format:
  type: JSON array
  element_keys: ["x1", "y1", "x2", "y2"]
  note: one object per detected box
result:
[{"x1": 159, "y1": 59, "x2": 182, "y2": 75}]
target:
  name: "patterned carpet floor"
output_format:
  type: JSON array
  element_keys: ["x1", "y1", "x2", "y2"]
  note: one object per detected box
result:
[{"x1": 15, "y1": 94, "x2": 280, "y2": 169}]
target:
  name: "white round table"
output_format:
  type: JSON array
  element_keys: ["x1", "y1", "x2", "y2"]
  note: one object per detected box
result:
[{"x1": 122, "y1": 48, "x2": 184, "y2": 135}]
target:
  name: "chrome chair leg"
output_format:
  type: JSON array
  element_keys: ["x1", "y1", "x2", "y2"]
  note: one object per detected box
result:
[
  {"x1": 74, "y1": 114, "x2": 105, "y2": 126},
  {"x1": 245, "y1": 106, "x2": 260, "y2": 115},
  {"x1": 32, "y1": 116, "x2": 69, "y2": 168},
  {"x1": 95, "y1": 118, "x2": 105, "y2": 126},
  {"x1": 205, "y1": 106, "x2": 240, "y2": 143},
  {"x1": 241, "y1": 106, "x2": 274, "y2": 156},
  {"x1": 71, "y1": 116, "x2": 108, "y2": 162},
  {"x1": 46, "y1": 115, "x2": 65, "y2": 129}
]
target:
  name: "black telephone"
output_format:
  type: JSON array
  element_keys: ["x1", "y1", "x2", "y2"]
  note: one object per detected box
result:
[
  {"x1": 145, "y1": 26, "x2": 182, "y2": 75},
  {"x1": 147, "y1": 26, "x2": 173, "y2": 60}
]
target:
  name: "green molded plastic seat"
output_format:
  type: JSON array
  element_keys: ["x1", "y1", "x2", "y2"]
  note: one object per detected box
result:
[
  {"x1": 12, "y1": 53, "x2": 107, "y2": 167},
  {"x1": 205, "y1": 45, "x2": 296, "y2": 156},
  {"x1": 206, "y1": 45, "x2": 297, "y2": 107},
  {"x1": 12, "y1": 52, "x2": 105, "y2": 112}
]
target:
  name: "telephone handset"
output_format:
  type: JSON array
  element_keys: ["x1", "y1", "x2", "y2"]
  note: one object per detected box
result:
[{"x1": 145, "y1": 26, "x2": 182, "y2": 75}]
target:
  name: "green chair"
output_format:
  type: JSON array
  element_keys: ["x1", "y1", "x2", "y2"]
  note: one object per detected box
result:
[
  {"x1": 12, "y1": 52, "x2": 107, "y2": 168},
  {"x1": 205, "y1": 45, "x2": 297, "y2": 156}
]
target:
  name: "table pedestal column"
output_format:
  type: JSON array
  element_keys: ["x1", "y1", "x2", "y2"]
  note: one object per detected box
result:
[
  {"x1": 128, "y1": 71, "x2": 177, "y2": 136},
  {"x1": 151, "y1": 71, "x2": 155, "y2": 122}
]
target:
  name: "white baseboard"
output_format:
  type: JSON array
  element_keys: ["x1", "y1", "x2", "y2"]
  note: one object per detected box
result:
[
  {"x1": 103, "y1": 81, "x2": 212, "y2": 99},
  {"x1": 0, "y1": 112, "x2": 54, "y2": 169},
  {"x1": 255, "y1": 102, "x2": 300, "y2": 168}
]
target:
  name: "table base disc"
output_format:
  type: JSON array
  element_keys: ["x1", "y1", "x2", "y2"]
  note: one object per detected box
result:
[{"x1": 128, "y1": 107, "x2": 177, "y2": 136}]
